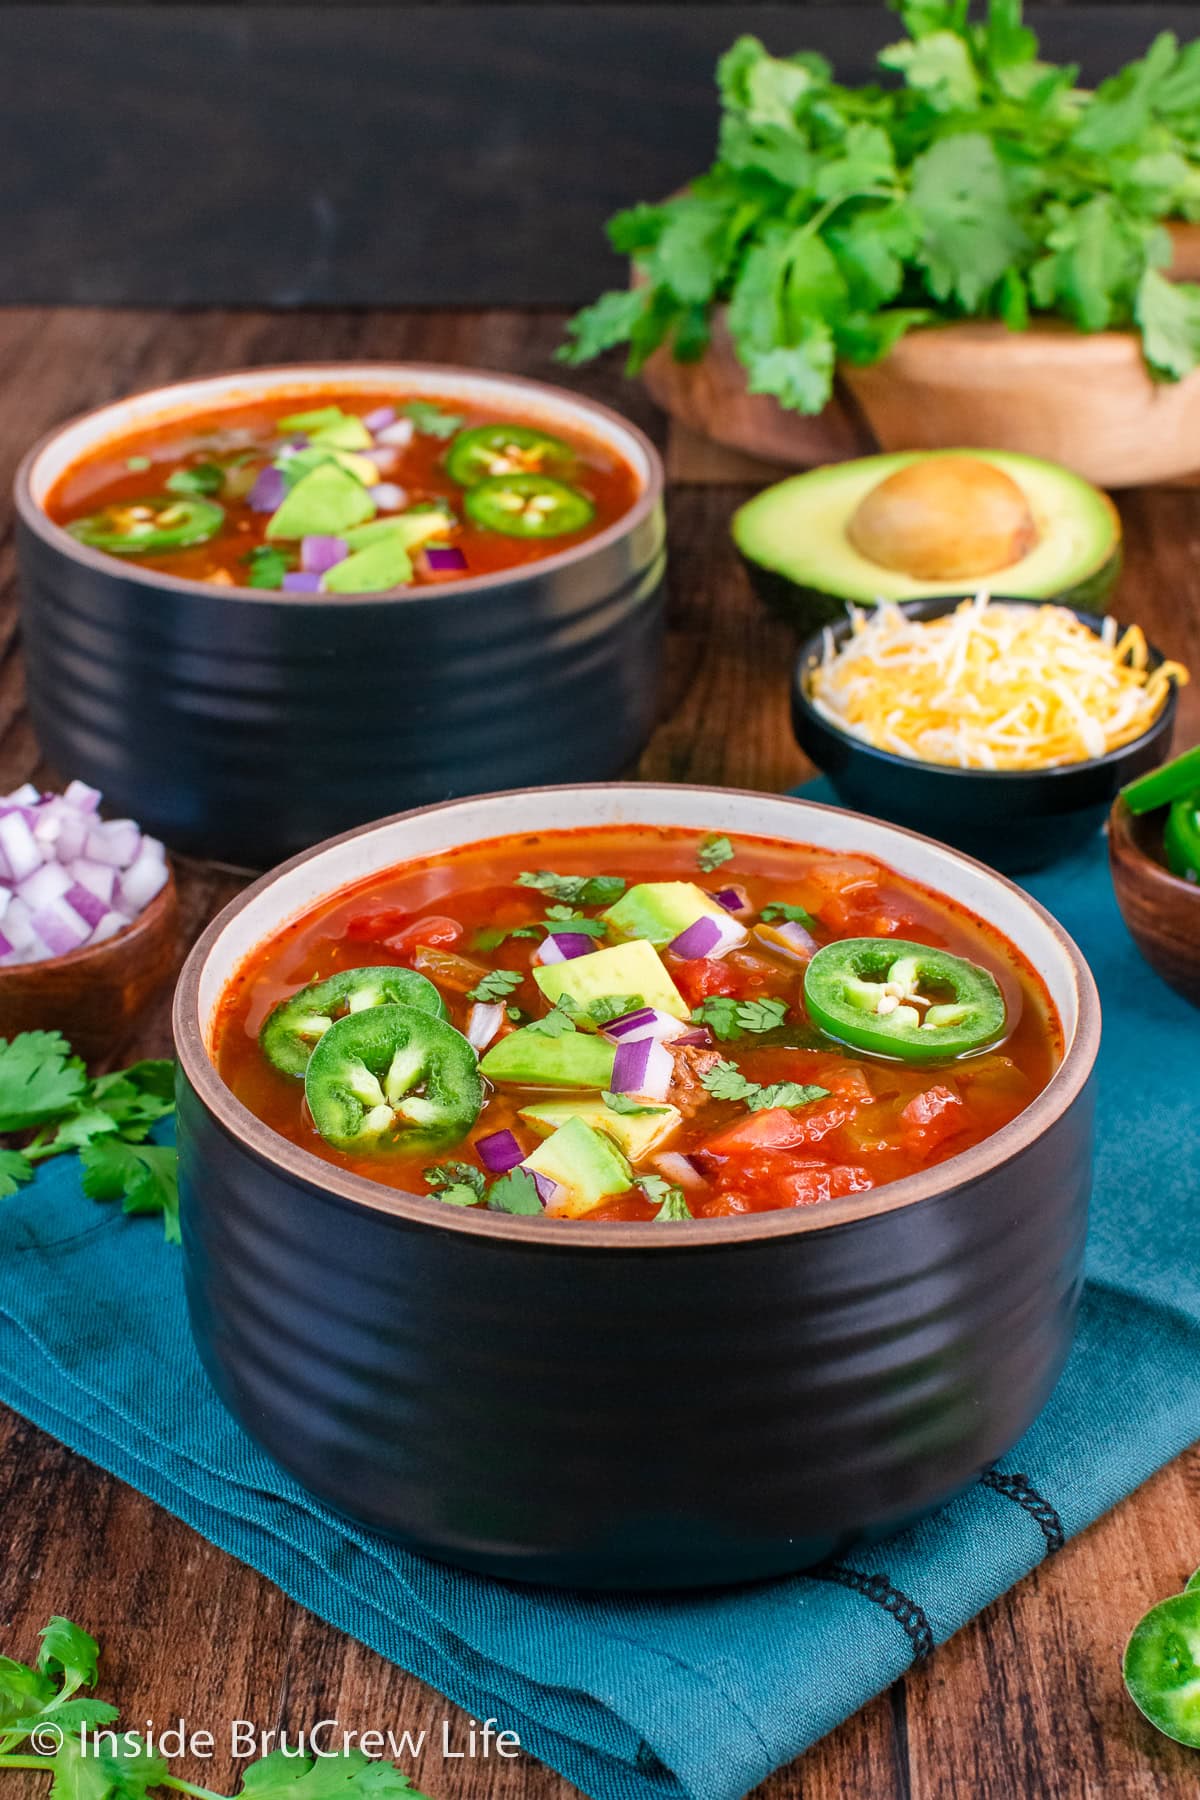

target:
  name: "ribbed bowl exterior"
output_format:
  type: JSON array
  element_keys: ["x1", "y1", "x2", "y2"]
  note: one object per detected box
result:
[
  {"x1": 17, "y1": 516, "x2": 665, "y2": 867},
  {"x1": 178, "y1": 1070, "x2": 1093, "y2": 1589},
  {"x1": 792, "y1": 595, "x2": 1176, "y2": 875}
]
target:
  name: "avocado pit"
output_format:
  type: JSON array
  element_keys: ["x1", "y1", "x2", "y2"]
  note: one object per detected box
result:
[{"x1": 846, "y1": 457, "x2": 1039, "y2": 583}]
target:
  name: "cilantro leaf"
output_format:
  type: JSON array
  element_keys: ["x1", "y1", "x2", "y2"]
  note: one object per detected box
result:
[
  {"x1": 910, "y1": 135, "x2": 1028, "y2": 312},
  {"x1": 760, "y1": 902, "x2": 818, "y2": 927},
  {"x1": 1136, "y1": 269, "x2": 1200, "y2": 380},
  {"x1": 240, "y1": 1748, "x2": 434, "y2": 1800},
  {"x1": 558, "y1": 290, "x2": 651, "y2": 367},
  {"x1": 0, "y1": 1655, "x2": 54, "y2": 1730},
  {"x1": 602, "y1": 1091, "x2": 670, "y2": 1117},
  {"x1": 424, "y1": 1162, "x2": 485, "y2": 1208},
  {"x1": 78, "y1": 1142, "x2": 180, "y2": 1243},
  {"x1": 465, "y1": 969, "x2": 523, "y2": 1004},
  {"x1": 638, "y1": 1175, "x2": 692, "y2": 1220},
  {"x1": 524, "y1": 1002, "x2": 578, "y2": 1037},
  {"x1": 879, "y1": 30, "x2": 979, "y2": 113},
  {"x1": 542, "y1": 906, "x2": 606, "y2": 937},
  {"x1": 243, "y1": 546, "x2": 290, "y2": 591},
  {"x1": 487, "y1": 1168, "x2": 543, "y2": 1215},
  {"x1": 0, "y1": 1150, "x2": 33, "y2": 1198},
  {"x1": 700, "y1": 1057, "x2": 829, "y2": 1112},
  {"x1": 165, "y1": 462, "x2": 223, "y2": 496},
  {"x1": 515, "y1": 871, "x2": 626, "y2": 906},
  {"x1": 471, "y1": 924, "x2": 539, "y2": 951},
  {"x1": 586, "y1": 993, "x2": 644, "y2": 1025},
  {"x1": 0, "y1": 1034, "x2": 87, "y2": 1132},
  {"x1": 37, "y1": 1619, "x2": 100, "y2": 1694},
  {"x1": 402, "y1": 401, "x2": 463, "y2": 439},
  {"x1": 691, "y1": 995, "x2": 788, "y2": 1041},
  {"x1": 697, "y1": 835, "x2": 735, "y2": 872}
]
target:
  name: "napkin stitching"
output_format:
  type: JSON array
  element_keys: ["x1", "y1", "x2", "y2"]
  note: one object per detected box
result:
[
  {"x1": 979, "y1": 1468, "x2": 1065, "y2": 1554},
  {"x1": 809, "y1": 1564, "x2": 935, "y2": 1662}
]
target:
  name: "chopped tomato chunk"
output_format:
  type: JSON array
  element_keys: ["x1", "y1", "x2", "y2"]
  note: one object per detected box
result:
[
  {"x1": 899, "y1": 1084, "x2": 965, "y2": 1153},
  {"x1": 344, "y1": 906, "x2": 412, "y2": 943},
  {"x1": 702, "y1": 1150, "x2": 874, "y2": 1212},
  {"x1": 673, "y1": 957, "x2": 741, "y2": 1006},
  {"x1": 706, "y1": 1107, "x2": 812, "y2": 1153},
  {"x1": 384, "y1": 914, "x2": 464, "y2": 957}
]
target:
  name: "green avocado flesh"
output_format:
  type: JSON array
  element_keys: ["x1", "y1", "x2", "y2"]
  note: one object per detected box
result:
[
  {"x1": 479, "y1": 1027, "x2": 615, "y2": 1089},
  {"x1": 732, "y1": 450, "x2": 1122, "y2": 628},
  {"x1": 521, "y1": 1116, "x2": 633, "y2": 1216}
]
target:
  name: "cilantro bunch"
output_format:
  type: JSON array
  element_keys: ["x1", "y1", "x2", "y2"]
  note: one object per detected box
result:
[
  {"x1": 0, "y1": 1617, "x2": 435, "y2": 1800},
  {"x1": 0, "y1": 1033, "x2": 179, "y2": 1241},
  {"x1": 561, "y1": 0, "x2": 1200, "y2": 411}
]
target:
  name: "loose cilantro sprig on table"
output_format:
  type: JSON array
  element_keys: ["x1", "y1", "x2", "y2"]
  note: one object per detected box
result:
[
  {"x1": 691, "y1": 996, "x2": 789, "y2": 1041},
  {"x1": 515, "y1": 871, "x2": 626, "y2": 906},
  {"x1": 0, "y1": 1616, "x2": 437, "y2": 1800},
  {"x1": 700, "y1": 1057, "x2": 830, "y2": 1113},
  {"x1": 0, "y1": 1035, "x2": 179, "y2": 1241},
  {"x1": 562, "y1": 5, "x2": 1200, "y2": 410},
  {"x1": 697, "y1": 836, "x2": 735, "y2": 873}
]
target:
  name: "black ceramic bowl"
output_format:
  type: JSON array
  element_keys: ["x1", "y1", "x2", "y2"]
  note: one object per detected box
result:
[
  {"x1": 174, "y1": 783, "x2": 1100, "y2": 1591},
  {"x1": 16, "y1": 365, "x2": 666, "y2": 869},
  {"x1": 792, "y1": 595, "x2": 1177, "y2": 874}
]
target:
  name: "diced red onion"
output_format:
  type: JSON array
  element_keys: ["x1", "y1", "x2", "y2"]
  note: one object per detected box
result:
[
  {"x1": 668, "y1": 911, "x2": 748, "y2": 960},
  {"x1": 248, "y1": 466, "x2": 286, "y2": 512},
  {"x1": 369, "y1": 483, "x2": 405, "y2": 511},
  {"x1": 376, "y1": 417, "x2": 415, "y2": 448},
  {"x1": 0, "y1": 783, "x2": 166, "y2": 963},
  {"x1": 0, "y1": 928, "x2": 11, "y2": 960},
  {"x1": 466, "y1": 1002, "x2": 504, "y2": 1052},
  {"x1": 602, "y1": 1006, "x2": 689, "y2": 1045},
  {"x1": 672, "y1": 1028, "x2": 712, "y2": 1047},
  {"x1": 477, "y1": 1129, "x2": 525, "y2": 1175},
  {"x1": 611, "y1": 1036, "x2": 674, "y2": 1102},
  {"x1": 363, "y1": 446, "x2": 401, "y2": 476},
  {"x1": 424, "y1": 546, "x2": 468, "y2": 573},
  {"x1": 31, "y1": 901, "x2": 91, "y2": 958},
  {"x1": 760, "y1": 919, "x2": 819, "y2": 960},
  {"x1": 713, "y1": 885, "x2": 750, "y2": 914},
  {"x1": 652, "y1": 1152, "x2": 707, "y2": 1189},
  {"x1": 363, "y1": 404, "x2": 396, "y2": 432},
  {"x1": 528, "y1": 1171, "x2": 557, "y2": 1208},
  {"x1": 65, "y1": 882, "x2": 108, "y2": 930},
  {"x1": 533, "y1": 932, "x2": 593, "y2": 965},
  {"x1": 300, "y1": 535, "x2": 348, "y2": 574},
  {"x1": 0, "y1": 812, "x2": 42, "y2": 883},
  {"x1": 282, "y1": 571, "x2": 321, "y2": 593}
]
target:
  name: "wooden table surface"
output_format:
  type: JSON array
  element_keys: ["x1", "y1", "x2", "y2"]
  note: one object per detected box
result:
[{"x1": 1, "y1": 306, "x2": 1199, "y2": 1800}]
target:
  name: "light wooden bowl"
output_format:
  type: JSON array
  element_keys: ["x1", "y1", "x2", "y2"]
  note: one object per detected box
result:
[
  {"x1": 1109, "y1": 798, "x2": 1200, "y2": 1007},
  {"x1": 0, "y1": 868, "x2": 179, "y2": 1059},
  {"x1": 639, "y1": 223, "x2": 1200, "y2": 486}
]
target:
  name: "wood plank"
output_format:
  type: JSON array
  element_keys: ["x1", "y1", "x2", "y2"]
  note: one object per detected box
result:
[{"x1": 1, "y1": 307, "x2": 1199, "y2": 1800}]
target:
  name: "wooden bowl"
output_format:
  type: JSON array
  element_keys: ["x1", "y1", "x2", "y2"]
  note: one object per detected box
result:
[
  {"x1": 0, "y1": 868, "x2": 179, "y2": 1059},
  {"x1": 1109, "y1": 798, "x2": 1200, "y2": 1007}
]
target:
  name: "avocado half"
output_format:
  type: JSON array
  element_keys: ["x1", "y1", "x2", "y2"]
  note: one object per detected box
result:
[{"x1": 733, "y1": 449, "x2": 1123, "y2": 635}]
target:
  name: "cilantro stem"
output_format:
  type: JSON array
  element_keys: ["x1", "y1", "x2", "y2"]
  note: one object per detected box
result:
[
  {"x1": 799, "y1": 185, "x2": 901, "y2": 240},
  {"x1": 0, "y1": 1758, "x2": 55, "y2": 1770},
  {"x1": 161, "y1": 1778, "x2": 230, "y2": 1799}
]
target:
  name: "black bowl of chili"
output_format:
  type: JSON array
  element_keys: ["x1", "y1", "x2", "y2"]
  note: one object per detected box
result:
[
  {"x1": 15, "y1": 365, "x2": 666, "y2": 868},
  {"x1": 792, "y1": 595, "x2": 1182, "y2": 874},
  {"x1": 174, "y1": 782, "x2": 1100, "y2": 1589}
]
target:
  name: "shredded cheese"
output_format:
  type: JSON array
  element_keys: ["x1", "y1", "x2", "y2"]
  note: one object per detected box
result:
[{"x1": 808, "y1": 593, "x2": 1189, "y2": 772}]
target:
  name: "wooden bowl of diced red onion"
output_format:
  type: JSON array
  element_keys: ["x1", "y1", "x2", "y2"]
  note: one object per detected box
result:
[{"x1": 0, "y1": 780, "x2": 177, "y2": 1058}]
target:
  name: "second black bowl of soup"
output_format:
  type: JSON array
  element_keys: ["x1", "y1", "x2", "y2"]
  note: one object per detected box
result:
[{"x1": 16, "y1": 365, "x2": 666, "y2": 867}]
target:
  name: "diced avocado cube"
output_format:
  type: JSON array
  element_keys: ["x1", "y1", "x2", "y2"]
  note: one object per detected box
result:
[
  {"x1": 344, "y1": 506, "x2": 457, "y2": 552},
  {"x1": 280, "y1": 446, "x2": 379, "y2": 489},
  {"x1": 479, "y1": 1027, "x2": 615, "y2": 1088},
  {"x1": 535, "y1": 939, "x2": 687, "y2": 1021},
  {"x1": 519, "y1": 1097, "x2": 681, "y2": 1160},
  {"x1": 277, "y1": 405, "x2": 350, "y2": 434},
  {"x1": 602, "y1": 881, "x2": 733, "y2": 948},
  {"x1": 321, "y1": 535, "x2": 414, "y2": 594},
  {"x1": 309, "y1": 417, "x2": 373, "y2": 451},
  {"x1": 521, "y1": 1116, "x2": 633, "y2": 1217},
  {"x1": 266, "y1": 462, "x2": 376, "y2": 540}
]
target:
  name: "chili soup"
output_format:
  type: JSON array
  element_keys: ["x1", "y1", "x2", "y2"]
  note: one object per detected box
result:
[
  {"x1": 214, "y1": 825, "x2": 1061, "y2": 1222},
  {"x1": 43, "y1": 392, "x2": 640, "y2": 593}
]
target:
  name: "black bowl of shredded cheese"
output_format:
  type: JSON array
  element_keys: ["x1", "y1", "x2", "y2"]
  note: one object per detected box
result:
[{"x1": 792, "y1": 593, "x2": 1187, "y2": 873}]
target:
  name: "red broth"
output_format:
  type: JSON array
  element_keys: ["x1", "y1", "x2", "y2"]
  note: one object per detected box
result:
[
  {"x1": 213, "y1": 826, "x2": 1062, "y2": 1223},
  {"x1": 44, "y1": 391, "x2": 640, "y2": 591}
]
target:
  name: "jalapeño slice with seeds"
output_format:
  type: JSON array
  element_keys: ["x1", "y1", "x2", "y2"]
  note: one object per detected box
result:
[
  {"x1": 1123, "y1": 1589, "x2": 1200, "y2": 1748},
  {"x1": 260, "y1": 966, "x2": 447, "y2": 1077},
  {"x1": 804, "y1": 938, "x2": 1006, "y2": 1063},
  {"x1": 445, "y1": 422, "x2": 575, "y2": 487},
  {"x1": 464, "y1": 473, "x2": 596, "y2": 539},
  {"x1": 67, "y1": 495, "x2": 225, "y2": 555},
  {"x1": 304, "y1": 1004, "x2": 483, "y2": 1150}
]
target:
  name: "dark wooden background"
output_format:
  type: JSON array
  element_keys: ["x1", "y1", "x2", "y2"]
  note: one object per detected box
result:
[{"x1": 5, "y1": 4, "x2": 1195, "y2": 307}]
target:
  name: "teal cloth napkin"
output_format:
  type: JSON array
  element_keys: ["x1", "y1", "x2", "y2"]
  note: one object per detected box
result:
[{"x1": 1, "y1": 784, "x2": 1198, "y2": 1800}]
